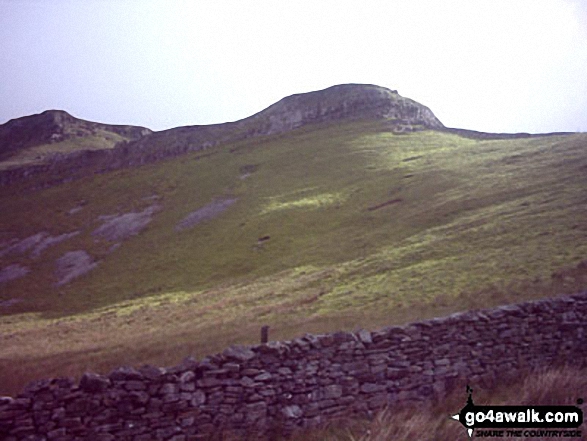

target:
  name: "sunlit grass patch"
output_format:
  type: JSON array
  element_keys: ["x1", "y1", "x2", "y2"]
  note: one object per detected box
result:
[
  {"x1": 261, "y1": 191, "x2": 346, "y2": 214},
  {"x1": 0, "y1": 129, "x2": 130, "y2": 170}
]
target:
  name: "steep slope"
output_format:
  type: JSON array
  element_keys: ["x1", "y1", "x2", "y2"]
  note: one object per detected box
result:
[
  {"x1": 2, "y1": 121, "x2": 587, "y2": 312},
  {"x1": 0, "y1": 110, "x2": 152, "y2": 170},
  {"x1": 246, "y1": 83, "x2": 444, "y2": 133},
  {"x1": 95, "y1": 84, "x2": 445, "y2": 165},
  {"x1": 0, "y1": 84, "x2": 443, "y2": 185},
  {"x1": 1, "y1": 85, "x2": 587, "y2": 395}
]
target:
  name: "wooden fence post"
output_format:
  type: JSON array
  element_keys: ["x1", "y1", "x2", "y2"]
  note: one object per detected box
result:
[{"x1": 261, "y1": 325, "x2": 269, "y2": 344}]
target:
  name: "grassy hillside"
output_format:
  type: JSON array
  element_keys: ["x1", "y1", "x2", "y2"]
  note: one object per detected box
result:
[
  {"x1": 0, "y1": 109, "x2": 151, "y2": 170},
  {"x1": 1, "y1": 118, "x2": 587, "y2": 395},
  {"x1": 0, "y1": 129, "x2": 130, "y2": 170}
]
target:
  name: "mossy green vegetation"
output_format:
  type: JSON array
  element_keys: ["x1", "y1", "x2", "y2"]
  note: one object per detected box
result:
[{"x1": 1, "y1": 119, "x2": 587, "y2": 394}]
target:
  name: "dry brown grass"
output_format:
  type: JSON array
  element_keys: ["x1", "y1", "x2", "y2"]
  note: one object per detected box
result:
[
  {"x1": 284, "y1": 365, "x2": 587, "y2": 441},
  {"x1": 2, "y1": 269, "x2": 586, "y2": 397}
]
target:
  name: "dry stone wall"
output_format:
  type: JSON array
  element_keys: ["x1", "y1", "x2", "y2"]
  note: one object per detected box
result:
[{"x1": 1, "y1": 292, "x2": 586, "y2": 440}]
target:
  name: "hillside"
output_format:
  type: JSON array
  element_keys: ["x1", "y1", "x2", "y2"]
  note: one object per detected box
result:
[
  {"x1": 0, "y1": 85, "x2": 445, "y2": 186},
  {"x1": 0, "y1": 109, "x2": 152, "y2": 170},
  {"x1": 1, "y1": 84, "x2": 587, "y2": 395}
]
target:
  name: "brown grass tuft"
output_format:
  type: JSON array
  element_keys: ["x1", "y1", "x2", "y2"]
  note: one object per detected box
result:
[{"x1": 283, "y1": 365, "x2": 587, "y2": 441}]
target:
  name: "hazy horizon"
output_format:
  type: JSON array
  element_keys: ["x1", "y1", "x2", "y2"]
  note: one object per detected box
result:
[{"x1": 1, "y1": 0, "x2": 586, "y2": 134}]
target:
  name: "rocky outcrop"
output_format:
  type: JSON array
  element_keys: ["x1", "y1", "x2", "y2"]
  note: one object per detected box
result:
[
  {"x1": 1, "y1": 291, "x2": 585, "y2": 440},
  {"x1": 0, "y1": 231, "x2": 80, "y2": 259},
  {"x1": 0, "y1": 85, "x2": 445, "y2": 189},
  {"x1": 1, "y1": 85, "x2": 576, "y2": 191},
  {"x1": 175, "y1": 198, "x2": 238, "y2": 232},
  {"x1": 0, "y1": 110, "x2": 152, "y2": 163},
  {"x1": 93, "y1": 205, "x2": 161, "y2": 242},
  {"x1": 0, "y1": 264, "x2": 29, "y2": 284},
  {"x1": 0, "y1": 110, "x2": 152, "y2": 153},
  {"x1": 242, "y1": 84, "x2": 445, "y2": 136},
  {"x1": 54, "y1": 250, "x2": 98, "y2": 286}
]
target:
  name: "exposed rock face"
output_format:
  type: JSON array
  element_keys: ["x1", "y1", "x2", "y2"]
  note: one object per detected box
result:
[
  {"x1": 243, "y1": 84, "x2": 445, "y2": 135},
  {"x1": 0, "y1": 233, "x2": 46, "y2": 257},
  {"x1": 0, "y1": 231, "x2": 79, "y2": 259},
  {"x1": 0, "y1": 264, "x2": 29, "y2": 284},
  {"x1": 0, "y1": 109, "x2": 152, "y2": 163},
  {"x1": 124, "y1": 84, "x2": 444, "y2": 163},
  {"x1": 175, "y1": 198, "x2": 238, "y2": 232},
  {"x1": 0, "y1": 84, "x2": 443, "y2": 188},
  {"x1": 55, "y1": 250, "x2": 98, "y2": 286},
  {"x1": 92, "y1": 205, "x2": 161, "y2": 242}
]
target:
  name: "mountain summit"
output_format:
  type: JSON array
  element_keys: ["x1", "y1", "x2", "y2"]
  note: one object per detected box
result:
[
  {"x1": 0, "y1": 84, "x2": 443, "y2": 181},
  {"x1": 245, "y1": 84, "x2": 444, "y2": 135},
  {"x1": 0, "y1": 110, "x2": 152, "y2": 167},
  {"x1": 112, "y1": 84, "x2": 445, "y2": 169}
]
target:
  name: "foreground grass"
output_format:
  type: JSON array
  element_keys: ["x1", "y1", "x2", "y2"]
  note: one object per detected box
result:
[
  {"x1": 283, "y1": 365, "x2": 587, "y2": 441},
  {"x1": 1, "y1": 266, "x2": 586, "y2": 396}
]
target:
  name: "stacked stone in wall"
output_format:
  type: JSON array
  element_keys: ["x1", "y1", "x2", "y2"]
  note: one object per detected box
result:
[{"x1": 1, "y1": 292, "x2": 586, "y2": 440}]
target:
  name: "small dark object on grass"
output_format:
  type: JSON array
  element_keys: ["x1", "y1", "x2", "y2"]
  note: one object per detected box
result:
[{"x1": 261, "y1": 325, "x2": 269, "y2": 344}]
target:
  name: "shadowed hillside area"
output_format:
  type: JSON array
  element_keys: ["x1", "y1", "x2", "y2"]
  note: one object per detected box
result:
[{"x1": 1, "y1": 85, "x2": 587, "y2": 397}]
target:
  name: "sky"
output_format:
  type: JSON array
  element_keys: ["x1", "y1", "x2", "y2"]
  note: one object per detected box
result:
[{"x1": 1, "y1": 0, "x2": 586, "y2": 134}]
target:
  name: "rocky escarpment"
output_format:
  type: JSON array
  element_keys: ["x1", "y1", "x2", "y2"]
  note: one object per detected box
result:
[
  {"x1": 243, "y1": 83, "x2": 445, "y2": 135},
  {"x1": 0, "y1": 110, "x2": 152, "y2": 164},
  {"x1": 101, "y1": 84, "x2": 445, "y2": 167},
  {"x1": 0, "y1": 85, "x2": 443, "y2": 188}
]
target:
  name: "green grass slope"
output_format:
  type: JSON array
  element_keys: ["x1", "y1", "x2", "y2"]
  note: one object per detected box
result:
[{"x1": 1, "y1": 118, "x2": 587, "y2": 395}]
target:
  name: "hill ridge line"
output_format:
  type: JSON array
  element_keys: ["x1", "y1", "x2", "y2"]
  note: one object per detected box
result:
[
  {"x1": 0, "y1": 83, "x2": 574, "y2": 188},
  {"x1": 1, "y1": 83, "x2": 442, "y2": 188}
]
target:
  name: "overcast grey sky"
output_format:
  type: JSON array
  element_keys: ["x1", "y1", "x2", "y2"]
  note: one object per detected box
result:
[{"x1": 1, "y1": 0, "x2": 586, "y2": 133}]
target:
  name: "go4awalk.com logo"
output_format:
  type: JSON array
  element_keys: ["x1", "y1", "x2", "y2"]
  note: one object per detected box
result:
[{"x1": 451, "y1": 386, "x2": 584, "y2": 439}]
